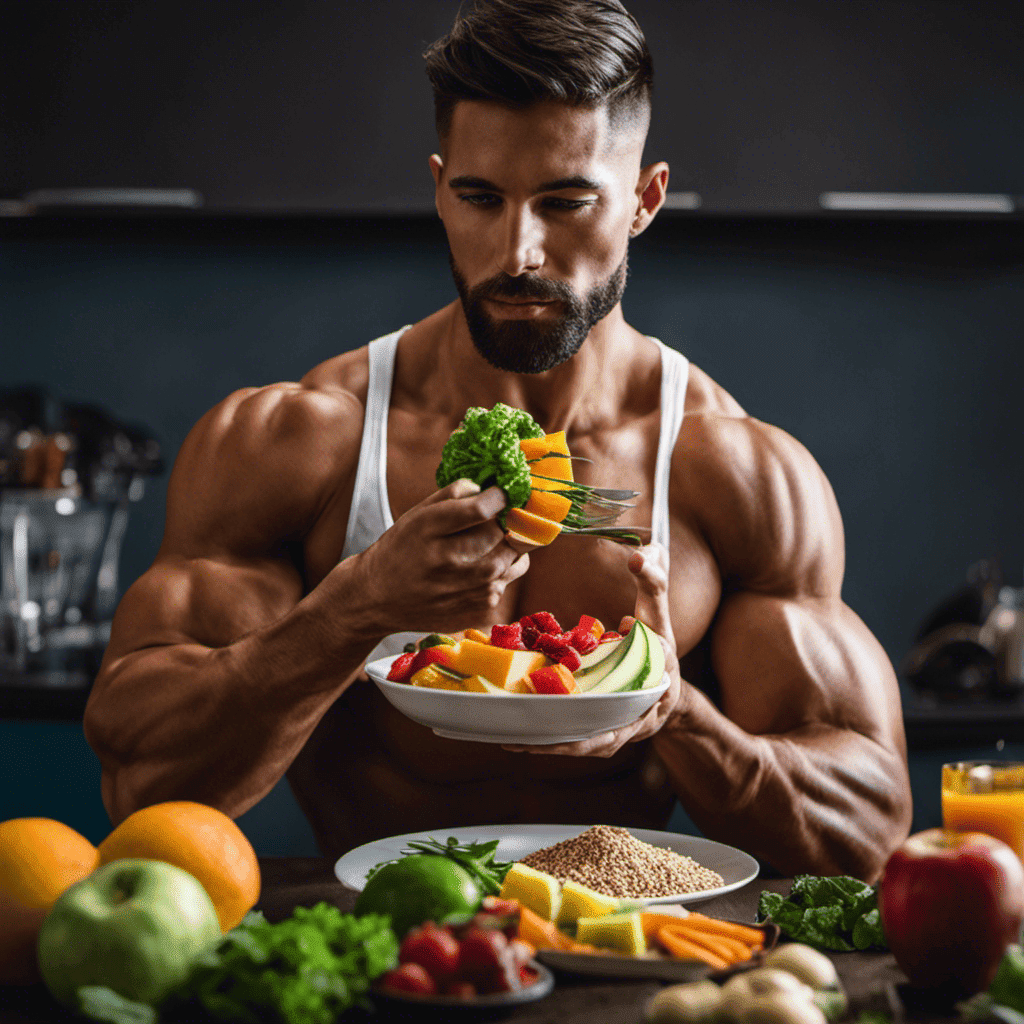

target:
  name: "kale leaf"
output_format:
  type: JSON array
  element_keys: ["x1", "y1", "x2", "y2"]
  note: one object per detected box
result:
[{"x1": 757, "y1": 874, "x2": 887, "y2": 952}]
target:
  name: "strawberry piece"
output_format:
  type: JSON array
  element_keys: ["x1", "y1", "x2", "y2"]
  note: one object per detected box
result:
[
  {"x1": 535, "y1": 633, "x2": 572, "y2": 660},
  {"x1": 379, "y1": 962, "x2": 437, "y2": 995},
  {"x1": 386, "y1": 652, "x2": 417, "y2": 682},
  {"x1": 599, "y1": 630, "x2": 622, "y2": 643},
  {"x1": 558, "y1": 648, "x2": 582, "y2": 672},
  {"x1": 575, "y1": 614, "x2": 605, "y2": 639},
  {"x1": 568, "y1": 629, "x2": 599, "y2": 655},
  {"x1": 445, "y1": 981, "x2": 477, "y2": 998},
  {"x1": 490, "y1": 622, "x2": 527, "y2": 651},
  {"x1": 529, "y1": 663, "x2": 578, "y2": 694},
  {"x1": 528, "y1": 611, "x2": 562, "y2": 634},
  {"x1": 409, "y1": 645, "x2": 456, "y2": 674},
  {"x1": 519, "y1": 618, "x2": 542, "y2": 649}
]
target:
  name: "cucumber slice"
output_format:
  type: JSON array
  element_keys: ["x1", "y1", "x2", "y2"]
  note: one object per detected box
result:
[
  {"x1": 585, "y1": 622, "x2": 650, "y2": 693},
  {"x1": 637, "y1": 621, "x2": 666, "y2": 688}
]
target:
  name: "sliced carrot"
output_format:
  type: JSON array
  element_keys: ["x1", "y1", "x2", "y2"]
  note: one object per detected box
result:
[
  {"x1": 656, "y1": 926, "x2": 730, "y2": 970},
  {"x1": 506, "y1": 507, "x2": 562, "y2": 546},
  {"x1": 517, "y1": 905, "x2": 566, "y2": 950},
  {"x1": 640, "y1": 911, "x2": 693, "y2": 942},
  {"x1": 670, "y1": 926, "x2": 756, "y2": 963},
  {"x1": 523, "y1": 488, "x2": 573, "y2": 523},
  {"x1": 682, "y1": 913, "x2": 766, "y2": 945}
]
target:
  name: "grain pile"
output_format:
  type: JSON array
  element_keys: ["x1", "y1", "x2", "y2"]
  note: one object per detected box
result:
[{"x1": 519, "y1": 825, "x2": 724, "y2": 899}]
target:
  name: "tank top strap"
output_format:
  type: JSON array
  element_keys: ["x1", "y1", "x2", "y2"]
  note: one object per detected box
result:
[
  {"x1": 340, "y1": 327, "x2": 407, "y2": 561},
  {"x1": 650, "y1": 338, "x2": 690, "y2": 554}
]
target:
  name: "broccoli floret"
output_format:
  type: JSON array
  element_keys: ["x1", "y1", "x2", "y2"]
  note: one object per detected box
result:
[{"x1": 435, "y1": 403, "x2": 545, "y2": 513}]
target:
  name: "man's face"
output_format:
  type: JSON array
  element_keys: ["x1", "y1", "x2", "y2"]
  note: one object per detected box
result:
[{"x1": 431, "y1": 100, "x2": 648, "y2": 373}]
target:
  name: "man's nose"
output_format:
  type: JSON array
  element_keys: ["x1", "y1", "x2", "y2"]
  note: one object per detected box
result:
[{"x1": 495, "y1": 204, "x2": 544, "y2": 276}]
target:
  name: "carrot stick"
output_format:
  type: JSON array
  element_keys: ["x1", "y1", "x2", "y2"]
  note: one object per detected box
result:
[
  {"x1": 683, "y1": 913, "x2": 766, "y2": 945},
  {"x1": 671, "y1": 926, "x2": 757, "y2": 963},
  {"x1": 656, "y1": 926, "x2": 730, "y2": 970}
]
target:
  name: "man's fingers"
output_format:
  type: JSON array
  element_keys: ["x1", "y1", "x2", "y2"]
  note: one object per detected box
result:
[
  {"x1": 424, "y1": 482, "x2": 509, "y2": 534},
  {"x1": 628, "y1": 543, "x2": 673, "y2": 641}
]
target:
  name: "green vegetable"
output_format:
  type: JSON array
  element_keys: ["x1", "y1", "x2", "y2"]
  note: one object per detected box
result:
[
  {"x1": 354, "y1": 854, "x2": 481, "y2": 938},
  {"x1": 757, "y1": 876, "x2": 886, "y2": 952},
  {"x1": 988, "y1": 945, "x2": 1024, "y2": 1015},
  {"x1": 365, "y1": 835, "x2": 513, "y2": 896},
  {"x1": 76, "y1": 987, "x2": 156, "y2": 1024},
  {"x1": 435, "y1": 403, "x2": 544, "y2": 517},
  {"x1": 166, "y1": 904, "x2": 397, "y2": 1024}
]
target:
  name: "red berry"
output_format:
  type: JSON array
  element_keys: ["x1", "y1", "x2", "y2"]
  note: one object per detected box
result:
[
  {"x1": 379, "y1": 962, "x2": 437, "y2": 995},
  {"x1": 519, "y1": 619, "x2": 542, "y2": 648},
  {"x1": 529, "y1": 611, "x2": 562, "y2": 634},
  {"x1": 569, "y1": 628, "x2": 599, "y2": 655},
  {"x1": 558, "y1": 648, "x2": 582, "y2": 672},
  {"x1": 386, "y1": 651, "x2": 417, "y2": 682},
  {"x1": 489, "y1": 622, "x2": 526, "y2": 650},
  {"x1": 599, "y1": 630, "x2": 621, "y2": 643},
  {"x1": 409, "y1": 645, "x2": 456, "y2": 674},
  {"x1": 535, "y1": 633, "x2": 571, "y2": 660},
  {"x1": 399, "y1": 922, "x2": 461, "y2": 983}
]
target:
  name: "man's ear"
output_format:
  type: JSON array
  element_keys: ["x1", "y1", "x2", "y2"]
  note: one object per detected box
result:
[
  {"x1": 429, "y1": 154, "x2": 444, "y2": 218},
  {"x1": 630, "y1": 161, "x2": 670, "y2": 238}
]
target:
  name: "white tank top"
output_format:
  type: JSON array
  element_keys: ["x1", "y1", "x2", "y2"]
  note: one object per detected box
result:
[{"x1": 341, "y1": 325, "x2": 689, "y2": 563}]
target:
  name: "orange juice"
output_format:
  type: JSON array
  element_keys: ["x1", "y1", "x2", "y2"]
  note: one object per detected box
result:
[{"x1": 942, "y1": 761, "x2": 1024, "y2": 862}]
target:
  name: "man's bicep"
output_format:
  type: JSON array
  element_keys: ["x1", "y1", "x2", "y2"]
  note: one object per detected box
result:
[
  {"x1": 103, "y1": 552, "x2": 304, "y2": 662},
  {"x1": 709, "y1": 589, "x2": 905, "y2": 750}
]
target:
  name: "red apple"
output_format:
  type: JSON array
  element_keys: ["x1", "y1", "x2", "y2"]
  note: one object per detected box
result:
[{"x1": 878, "y1": 828, "x2": 1024, "y2": 995}]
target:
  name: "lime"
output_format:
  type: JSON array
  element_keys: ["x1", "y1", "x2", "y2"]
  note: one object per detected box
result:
[{"x1": 354, "y1": 854, "x2": 482, "y2": 937}]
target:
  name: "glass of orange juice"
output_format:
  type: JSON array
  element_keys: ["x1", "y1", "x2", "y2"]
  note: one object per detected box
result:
[{"x1": 942, "y1": 761, "x2": 1024, "y2": 862}]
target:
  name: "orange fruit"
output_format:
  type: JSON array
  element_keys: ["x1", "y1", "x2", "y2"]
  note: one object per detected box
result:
[
  {"x1": 97, "y1": 801, "x2": 260, "y2": 932},
  {"x1": 0, "y1": 818, "x2": 101, "y2": 984}
]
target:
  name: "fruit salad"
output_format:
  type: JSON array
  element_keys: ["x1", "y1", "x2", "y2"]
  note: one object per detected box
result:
[{"x1": 385, "y1": 611, "x2": 665, "y2": 695}]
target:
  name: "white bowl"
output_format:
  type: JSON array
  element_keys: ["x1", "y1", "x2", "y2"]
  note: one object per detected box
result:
[{"x1": 365, "y1": 653, "x2": 670, "y2": 744}]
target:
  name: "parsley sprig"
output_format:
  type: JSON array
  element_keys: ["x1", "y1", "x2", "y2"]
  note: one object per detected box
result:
[{"x1": 366, "y1": 835, "x2": 513, "y2": 896}]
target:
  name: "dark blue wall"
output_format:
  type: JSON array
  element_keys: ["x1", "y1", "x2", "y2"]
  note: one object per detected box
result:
[{"x1": 2, "y1": 215, "x2": 1022, "y2": 854}]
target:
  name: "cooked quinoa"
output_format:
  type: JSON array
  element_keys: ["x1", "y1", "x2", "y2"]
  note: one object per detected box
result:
[{"x1": 519, "y1": 825, "x2": 724, "y2": 899}]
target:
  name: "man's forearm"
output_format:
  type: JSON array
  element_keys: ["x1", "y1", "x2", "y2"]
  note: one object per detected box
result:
[
  {"x1": 651, "y1": 687, "x2": 912, "y2": 881},
  {"x1": 84, "y1": 573, "x2": 381, "y2": 825}
]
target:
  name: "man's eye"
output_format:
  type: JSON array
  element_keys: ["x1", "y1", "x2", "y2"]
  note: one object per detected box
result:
[
  {"x1": 460, "y1": 193, "x2": 500, "y2": 207},
  {"x1": 544, "y1": 198, "x2": 595, "y2": 211}
]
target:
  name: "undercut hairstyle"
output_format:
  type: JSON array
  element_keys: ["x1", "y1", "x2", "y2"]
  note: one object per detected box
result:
[{"x1": 423, "y1": 0, "x2": 653, "y2": 143}]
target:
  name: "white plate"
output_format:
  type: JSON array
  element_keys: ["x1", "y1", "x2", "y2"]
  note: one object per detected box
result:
[{"x1": 334, "y1": 824, "x2": 759, "y2": 906}]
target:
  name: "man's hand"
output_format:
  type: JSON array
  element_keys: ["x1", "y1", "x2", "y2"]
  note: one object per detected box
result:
[
  {"x1": 346, "y1": 478, "x2": 530, "y2": 637},
  {"x1": 503, "y1": 543, "x2": 685, "y2": 758}
]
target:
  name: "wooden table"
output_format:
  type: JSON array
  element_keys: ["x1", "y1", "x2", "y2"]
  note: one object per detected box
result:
[{"x1": 0, "y1": 858, "x2": 937, "y2": 1024}]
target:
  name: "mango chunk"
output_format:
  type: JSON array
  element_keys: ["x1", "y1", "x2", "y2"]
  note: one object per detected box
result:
[
  {"x1": 500, "y1": 862, "x2": 562, "y2": 921},
  {"x1": 576, "y1": 910, "x2": 647, "y2": 955},
  {"x1": 409, "y1": 665, "x2": 465, "y2": 690},
  {"x1": 448, "y1": 641, "x2": 547, "y2": 689},
  {"x1": 557, "y1": 880, "x2": 621, "y2": 926},
  {"x1": 506, "y1": 507, "x2": 563, "y2": 546}
]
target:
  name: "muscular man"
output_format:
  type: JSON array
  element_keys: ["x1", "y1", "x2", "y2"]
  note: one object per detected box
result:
[{"x1": 84, "y1": 0, "x2": 912, "y2": 880}]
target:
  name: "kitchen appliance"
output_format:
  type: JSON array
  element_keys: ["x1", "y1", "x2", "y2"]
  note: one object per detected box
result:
[
  {"x1": 903, "y1": 559, "x2": 1024, "y2": 702},
  {"x1": 0, "y1": 388, "x2": 163, "y2": 686}
]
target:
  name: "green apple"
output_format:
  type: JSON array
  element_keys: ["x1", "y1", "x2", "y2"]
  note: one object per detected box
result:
[{"x1": 37, "y1": 858, "x2": 221, "y2": 1009}]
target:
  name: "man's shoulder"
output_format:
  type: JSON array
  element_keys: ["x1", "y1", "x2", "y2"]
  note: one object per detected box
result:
[
  {"x1": 674, "y1": 381, "x2": 844, "y2": 597},
  {"x1": 164, "y1": 373, "x2": 370, "y2": 553}
]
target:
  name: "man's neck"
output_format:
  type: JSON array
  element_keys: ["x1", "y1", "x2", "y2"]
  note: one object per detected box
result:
[{"x1": 432, "y1": 300, "x2": 646, "y2": 435}]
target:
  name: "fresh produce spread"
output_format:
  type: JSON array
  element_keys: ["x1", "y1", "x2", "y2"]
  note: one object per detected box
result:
[
  {"x1": 435, "y1": 402, "x2": 642, "y2": 546},
  {"x1": 386, "y1": 610, "x2": 666, "y2": 695}
]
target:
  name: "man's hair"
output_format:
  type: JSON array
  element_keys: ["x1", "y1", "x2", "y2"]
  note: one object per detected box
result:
[{"x1": 423, "y1": 0, "x2": 653, "y2": 142}]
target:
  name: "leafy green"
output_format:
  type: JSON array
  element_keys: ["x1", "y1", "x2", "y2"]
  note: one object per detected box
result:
[
  {"x1": 435, "y1": 403, "x2": 544, "y2": 516},
  {"x1": 76, "y1": 987, "x2": 157, "y2": 1024},
  {"x1": 757, "y1": 875, "x2": 887, "y2": 952},
  {"x1": 365, "y1": 835, "x2": 513, "y2": 897},
  {"x1": 165, "y1": 904, "x2": 397, "y2": 1024}
]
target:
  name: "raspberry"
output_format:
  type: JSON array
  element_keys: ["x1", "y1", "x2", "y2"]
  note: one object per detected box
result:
[
  {"x1": 490, "y1": 622, "x2": 526, "y2": 651},
  {"x1": 528, "y1": 611, "x2": 562, "y2": 634}
]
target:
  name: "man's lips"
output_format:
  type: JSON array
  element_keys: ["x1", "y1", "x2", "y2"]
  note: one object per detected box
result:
[{"x1": 483, "y1": 296, "x2": 558, "y2": 319}]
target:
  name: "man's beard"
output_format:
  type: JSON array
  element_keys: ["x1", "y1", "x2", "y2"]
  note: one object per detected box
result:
[{"x1": 449, "y1": 253, "x2": 629, "y2": 374}]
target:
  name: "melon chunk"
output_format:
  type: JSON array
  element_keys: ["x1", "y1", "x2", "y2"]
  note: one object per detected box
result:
[{"x1": 448, "y1": 640, "x2": 548, "y2": 688}]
